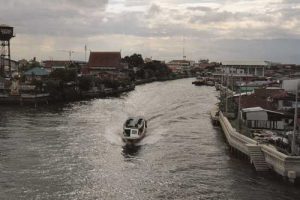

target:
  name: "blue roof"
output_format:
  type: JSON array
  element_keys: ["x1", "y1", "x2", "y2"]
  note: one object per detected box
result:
[{"x1": 24, "y1": 67, "x2": 49, "y2": 76}]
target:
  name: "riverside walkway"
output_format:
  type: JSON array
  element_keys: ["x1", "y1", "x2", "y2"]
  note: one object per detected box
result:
[{"x1": 217, "y1": 111, "x2": 300, "y2": 183}]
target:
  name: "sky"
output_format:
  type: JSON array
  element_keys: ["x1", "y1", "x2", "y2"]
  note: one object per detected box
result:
[{"x1": 0, "y1": 0, "x2": 300, "y2": 63}]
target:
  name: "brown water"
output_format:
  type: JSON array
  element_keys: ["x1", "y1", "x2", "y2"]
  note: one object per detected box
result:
[{"x1": 0, "y1": 78, "x2": 299, "y2": 199}]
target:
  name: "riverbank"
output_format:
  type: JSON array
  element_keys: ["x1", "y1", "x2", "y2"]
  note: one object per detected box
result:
[
  {"x1": 0, "y1": 85, "x2": 135, "y2": 106},
  {"x1": 214, "y1": 109, "x2": 300, "y2": 183},
  {"x1": 0, "y1": 76, "x2": 193, "y2": 106}
]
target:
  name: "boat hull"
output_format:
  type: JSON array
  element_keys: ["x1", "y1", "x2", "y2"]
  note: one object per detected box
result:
[
  {"x1": 122, "y1": 134, "x2": 146, "y2": 145},
  {"x1": 192, "y1": 81, "x2": 205, "y2": 86}
]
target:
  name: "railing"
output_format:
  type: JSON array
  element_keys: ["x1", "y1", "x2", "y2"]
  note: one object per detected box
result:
[
  {"x1": 219, "y1": 111, "x2": 256, "y2": 154},
  {"x1": 261, "y1": 144, "x2": 300, "y2": 176},
  {"x1": 219, "y1": 111, "x2": 300, "y2": 180}
]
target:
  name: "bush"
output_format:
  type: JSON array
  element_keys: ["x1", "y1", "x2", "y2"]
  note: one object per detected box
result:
[
  {"x1": 50, "y1": 69, "x2": 77, "y2": 82},
  {"x1": 78, "y1": 76, "x2": 92, "y2": 91}
]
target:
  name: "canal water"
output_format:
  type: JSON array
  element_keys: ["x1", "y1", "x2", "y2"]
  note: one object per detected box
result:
[{"x1": 0, "y1": 78, "x2": 299, "y2": 199}]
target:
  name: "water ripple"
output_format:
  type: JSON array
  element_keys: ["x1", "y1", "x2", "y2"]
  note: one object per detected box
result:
[{"x1": 0, "y1": 78, "x2": 299, "y2": 199}]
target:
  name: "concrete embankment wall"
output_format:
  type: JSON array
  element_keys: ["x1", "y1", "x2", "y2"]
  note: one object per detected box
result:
[
  {"x1": 219, "y1": 111, "x2": 300, "y2": 181},
  {"x1": 219, "y1": 111, "x2": 256, "y2": 155}
]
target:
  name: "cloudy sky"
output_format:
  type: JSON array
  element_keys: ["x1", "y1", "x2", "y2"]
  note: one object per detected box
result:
[{"x1": 1, "y1": 0, "x2": 300, "y2": 63}]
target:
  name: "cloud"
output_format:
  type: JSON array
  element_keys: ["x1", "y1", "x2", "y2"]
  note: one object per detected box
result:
[
  {"x1": 187, "y1": 6, "x2": 214, "y2": 12},
  {"x1": 0, "y1": 0, "x2": 300, "y2": 63},
  {"x1": 147, "y1": 4, "x2": 162, "y2": 17},
  {"x1": 283, "y1": 0, "x2": 300, "y2": 4},
  {"x1": 0, "y1": 0, "x2": 109, "y2": 37}
]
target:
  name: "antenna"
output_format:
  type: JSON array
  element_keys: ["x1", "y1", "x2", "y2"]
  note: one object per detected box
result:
[
  {"x1": 85, "y1": 45, "x2": 87, "y2": 62},
  {"x1": 182, "y1": 37, "x2": 186, "y2": 60},
  {"x1": 58, "y1": 50, "x2": 75, "y2": 61}
]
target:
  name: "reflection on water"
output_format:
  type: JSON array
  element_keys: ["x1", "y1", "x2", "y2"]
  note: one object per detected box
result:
[{"x1": 0, "y1": 78, "x2": 299, "y2": 200}]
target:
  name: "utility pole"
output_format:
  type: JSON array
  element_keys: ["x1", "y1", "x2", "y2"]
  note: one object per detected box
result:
[
  {"x1": 225, "y1": 74, "x2": 228, "y2": 115},
  {"x1": 68, "y1": 50, "x2": 75, "y2": 61},
  {"x1": 238, "y1": 77, "x2": 242, "y2": 131},
  {"x1": 59, "y1": 50, "x2": 75, "y2": 61},
  {"x1": 292, "y1": 81, "x2": 298, "y2": 155},
  {"x1": 182, "y1": 37, "x2": 186, "y2": 60}
]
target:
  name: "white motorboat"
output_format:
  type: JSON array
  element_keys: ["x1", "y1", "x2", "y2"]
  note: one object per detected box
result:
[{"x1": 122, "y1": 117, "x2": 147, "y2": 144}]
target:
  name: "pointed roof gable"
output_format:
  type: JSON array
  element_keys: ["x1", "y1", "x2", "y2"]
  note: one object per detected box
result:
[{"x1": 88, "y1": 52, "x2": 121, "y2": 68}]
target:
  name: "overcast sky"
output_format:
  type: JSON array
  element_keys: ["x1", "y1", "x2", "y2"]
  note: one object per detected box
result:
[{"x1": 1, "y1": 0, "x2": 300, "y2": 63}]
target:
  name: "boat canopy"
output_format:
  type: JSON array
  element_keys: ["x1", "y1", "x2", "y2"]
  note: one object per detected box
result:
[{"x1": 124, "y1": 117, "x2": 144, "y2": 128}]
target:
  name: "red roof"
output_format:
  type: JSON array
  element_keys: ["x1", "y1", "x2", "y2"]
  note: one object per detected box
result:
[
  {"x1": 271, "y1": 90, "x2": 289, "y2": 99},
  {"x1": 88, "y1": 52, "x2": 121, "y2": 68},
  {"x1": 234, "y1": 95, "x2": 276, "y2": 110},
  {"x1": 42, "y1": 60, "x2": 71, "y2": 69},
  {"x1": 254, "y1": 88, "x2": 286, "y2": 99}
]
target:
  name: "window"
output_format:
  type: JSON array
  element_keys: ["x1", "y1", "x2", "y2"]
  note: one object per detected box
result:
[{"x1": 283, "y1": 100, "x2": 292, "y2": 107}]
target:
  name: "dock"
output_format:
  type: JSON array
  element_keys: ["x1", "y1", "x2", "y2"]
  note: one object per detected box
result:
[{"x1": 0, "y1": 93, "x2": 49, "y2": 106}]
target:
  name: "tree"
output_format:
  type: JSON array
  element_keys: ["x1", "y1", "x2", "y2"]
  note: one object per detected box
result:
[
  {"x1": 144, "y1": 61, "x2": 172, "y2": 79},
  {"x1": 123, "y1": 54, "x2": 144, "y2": 69},
  {"x1": 49, "y1": 69, "x2": 77, "y2": 82},
  {"x1": 19, "y1": 58, "x2": 42, "y2": 72},
  {"x1": 78, "y1": 76, "x2": 92, "y2": 91},
  {"x1": 67, "y1": 62, "x2": 81, "y2": 73}
]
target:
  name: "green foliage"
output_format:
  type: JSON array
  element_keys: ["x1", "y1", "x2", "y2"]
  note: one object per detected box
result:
[
  {"x1": 78, "y1": 76, "x2": 92, "y2": 91},
  {"x1": 31, "y1": 79, "x2": 43, "y2": 91},
  {"x1": 123, "y1": 54, "x2": 144, "y2": 69},
  {"x1": 67, "y1": 62, "x2": 81, "y2": 73},
  {"x1": 20, "y1": 59, "x2": 42, "y2": 72},
  {"x1": 44, "y1": 80, "x2": 60, "y2": 94},
  {"x1": 135, "y1": 69, "x2": 146, "y2": 79},
  {"x1": 49, "y1": 69, "x2": 77, "y2": 82},
  {"x1": 144, "y1": 61, "x2": 172, "y2": 79},
  {"x1": 99, "y1": 79, "x2": 121, "y2": 89},
  {"x1": 122, "y1": 53, "x2": 174, "y2": 80}
]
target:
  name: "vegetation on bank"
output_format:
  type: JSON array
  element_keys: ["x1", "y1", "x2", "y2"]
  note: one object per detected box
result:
[
  {"x1": 0, "y1": 53, "x2": 188, "y2": 103},
  {"x1": 123, "y1": 53, "x2": 173, "y2": 80}
]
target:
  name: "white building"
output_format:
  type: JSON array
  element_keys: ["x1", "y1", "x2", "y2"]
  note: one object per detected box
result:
[
  {"x1": 241, "y1": 107, "x2": 289, "y2": 130},
  {"x1": 220, "y1": 61, "x2": 268, "y2": 77},
  {"x1": 167, "y1": 60, "x2": 195, "y2": 74}
]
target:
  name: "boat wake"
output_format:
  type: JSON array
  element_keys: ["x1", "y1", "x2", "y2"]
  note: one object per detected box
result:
[
  {"x1": 104, "y1": 125, "x2": 124, "y2": 146},
  {"x1": 139, "y1": 126, "x2": 168, "y2": 145}
]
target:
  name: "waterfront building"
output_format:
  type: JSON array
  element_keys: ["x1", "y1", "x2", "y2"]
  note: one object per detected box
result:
[
  {"x1": 167, "y1": 59, "x2": 194, "y2": 74},
  {"x1": 86, "y1": 51, "x2": 129, "y2": 81},
  {"x1": 42, "y1": 60, "x2": 87, "y2": 72},
  {"x1": 215, "y1": 61, "x2": 270, "y2": 93},
  {"x1": 221, "y1": 61, "x2": 268, "y2": 77},
  {"x1": 23, "y1": 67, "x2": 49, "y2": 82},
  {"x1": 214, "y1": 61, "x2": 269, "y2": 87},
  {"x1": 241, "y1": 107, "x2": 289, "y2": 130},
  {"x1": 233, "y1": 87, "x2": 290, "y2": 111},
  {"x1": 88, "y1": 52, "x2": 123, "y2": 73}
]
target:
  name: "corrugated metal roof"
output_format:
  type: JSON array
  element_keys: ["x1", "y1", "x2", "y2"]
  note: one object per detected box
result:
[
  {"x1": 222, "y1": 61, "x2": 268, "y2": 66},
  {"x1": 242, "y1": 107, "x2": 264, "y2": 112},
  {"x1": 24, "y1": 67, "x2": 49, "y2": 76},
  {"x1": 242, "y1": 107, "x2": 284, "y2": 115}
]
